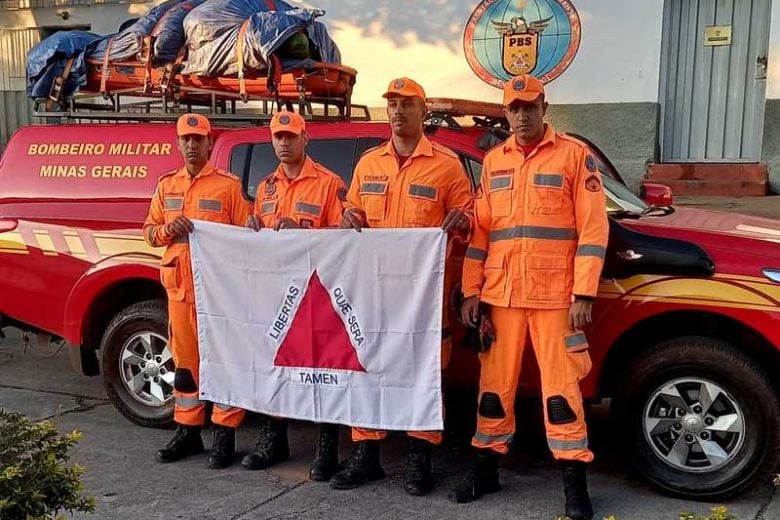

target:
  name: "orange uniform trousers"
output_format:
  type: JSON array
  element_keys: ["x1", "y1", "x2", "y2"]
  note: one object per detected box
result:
[
  {"x1": 348, "y1": 136, "x2": 472, "y2": 446},
  {"x1": 472, "y1": 305, "x2": 593, "y2": 462},
  {"x1": 168, "y1": 300, "x2": 245, "y2": 428},
  {"x1": 143, "y1": 163, "x2": 250, "y2": 428}
]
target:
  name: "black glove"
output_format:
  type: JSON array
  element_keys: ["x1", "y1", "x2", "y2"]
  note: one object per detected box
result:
[{"x1": 463, "y1": 304, "x2": 495, "y2": 353}]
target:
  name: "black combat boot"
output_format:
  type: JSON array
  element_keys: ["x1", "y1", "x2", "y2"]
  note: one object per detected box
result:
[
  {"x1": 448, "y1": 448, "x2": 501, "y2": 503},
  {"x1": 562, "y1": 461, "x2": 594, "y2": 520},
  {"x1": 242, "y1": 415, "x2": 290, "y2": 470},
  {"x1": 329, "y1": 440, "x2": 386, "y2": 490},
  {"x1": 309, "y1": 424, "x2": 339, "y2": 481},
  {"x1": 155, "y1": 424, "x2": 204, "y2": 463},
  {"x1": 208, "y1": 425, "x2": 237, "y2": 469},
  {"x1": 404, "y1": 438, "x2": 434, "y2": 496}
]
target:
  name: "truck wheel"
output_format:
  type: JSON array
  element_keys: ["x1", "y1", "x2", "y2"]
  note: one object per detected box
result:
[
  {"x1": 101, "y1": 300, "x2": 174, "y2": 428},
  {"x1": 613, "y1": 336, "x2": 780, "y2": 500}
]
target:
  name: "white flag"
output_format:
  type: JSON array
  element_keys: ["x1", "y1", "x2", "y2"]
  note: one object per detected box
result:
[{"x1": 189, "y1": 220, "x2": 446, "y2": 431}]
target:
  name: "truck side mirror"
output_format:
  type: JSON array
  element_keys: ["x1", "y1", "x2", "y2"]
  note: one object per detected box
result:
[{"x1": 640, "y1": 182, "x2": 674, "y2": 206}]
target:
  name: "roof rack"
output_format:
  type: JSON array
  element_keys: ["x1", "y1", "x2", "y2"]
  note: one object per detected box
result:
[
  {"x1": 33, "y1": 59, "x2": 369, "y2": 123},
  {"x1": 33, "y1": 90, "x2": 370, "y2": 124},
  {"x1": 424, "y1": 98, "x2": 509, "y2": 130}
]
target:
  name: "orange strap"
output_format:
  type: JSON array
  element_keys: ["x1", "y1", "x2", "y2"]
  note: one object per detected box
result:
[
  {"x1": 162, "y1": 46, "x2": 187, "y2": 94},
  {"x1": 236, "y1": 19, "x2": 250, "y2": 102},
  {"x1": 100, "y1": 37, "x2": 115, "y2": 94},
  {"x1": 46, "y1": 56, "x2": 75, "y2": 110}
]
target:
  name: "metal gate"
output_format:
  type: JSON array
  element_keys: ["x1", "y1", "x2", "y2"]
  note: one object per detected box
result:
[
  {"x1": 659, "y1": 0, "x2": 771, "y2": 162},
  {"x1": 0, "y1": 28, "x2": 40, "y2": 150}
]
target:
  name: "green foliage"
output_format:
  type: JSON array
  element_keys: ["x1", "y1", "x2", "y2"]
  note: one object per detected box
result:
[
  {"x1": 679, "y1": 506, "x2": 736, "y2": 520},
  {"x1": 0, "y1": 409, "x2": 96, "y2": 520}
]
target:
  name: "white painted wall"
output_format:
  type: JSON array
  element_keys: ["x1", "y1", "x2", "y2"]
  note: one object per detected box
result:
[
  {"x1": 297, "y1": 0, "x2": 665, "y2": 106},
  {"x1": 0, "y1": 3, "x2": 157, "y2": 34},
  {"x1": 1, "y1": 0, "x2": 667, "y2": 105},
  {"x1": 766, "y1": 0, "x2": 780, "y2": 99}
]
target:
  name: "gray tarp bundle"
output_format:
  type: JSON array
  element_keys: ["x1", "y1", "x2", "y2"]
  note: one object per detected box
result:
[
  {"x1": 26, "y1": 30, "x2": 100, "y2": 99},
  {"x1": 26, "y1": 0, "x2": 341, "y2": 99},
  {"x1": 182, "y1": 4, "x2": 340, "y2": 76},
  {"x1": 152, "y1": 0, "x2": 209, "y2": 64},
  {"x1": 88, "y1": 0, "x2": 186, "y2": 63}
]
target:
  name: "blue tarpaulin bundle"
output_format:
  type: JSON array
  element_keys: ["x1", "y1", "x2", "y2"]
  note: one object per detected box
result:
[
  {"x1": 88, "y1": 0, "x2": 185, "y2": 62},
  {"x1": 182, "y1": 6, "x2": 340, "y2": 76},
  {"x1": 26, "y1": 0, "x2": 341, "y2": 100},
  {"x1": 26, "y1": 30, "x2": 101, "y2": 99},
  {"x1": 152, "y1": 0, "x2": 208, "y2": 64},
  {"x1": 182, "y1": 0, "x2": 293, "y2": 50}
]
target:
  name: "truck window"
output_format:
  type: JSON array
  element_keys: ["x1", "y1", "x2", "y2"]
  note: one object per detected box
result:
[
  {"x1": 238, "y1": 139, "x2": 358, "y2": 200},
  {"x1": 307, "y1": 139, "x2": 356, "y2": 183}
]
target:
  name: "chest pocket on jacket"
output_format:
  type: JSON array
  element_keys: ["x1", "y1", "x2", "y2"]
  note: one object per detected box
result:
[
  {"x1": 360, "y1": 182, "x2": 388, "y2": 225},
  {"x1": 196, "y1": 197, "x2": 228, "y2": 222},
  {"x1": 488, "y1": 174, "x2": 513, "y2": 218},
  {"x1": 163, "y1": 195, "x2": 184, "y2": 218},
  {"x1": 259, "y1": 200, "x2": 276, "y2": 215},
  {"x1": 530, "y1": 173, "x2": 564, "y2": 215},
  {"x1": 295, "y1": 201, "x2": 323, "y2": 228},
  {"x1": 406, "y1": 184, "x2": 439, "y2": 227}
]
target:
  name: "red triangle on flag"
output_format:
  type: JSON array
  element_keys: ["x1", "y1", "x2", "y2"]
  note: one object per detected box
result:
[{"x1": 274, "y1": 271, "x2": 366, "y2": 372}]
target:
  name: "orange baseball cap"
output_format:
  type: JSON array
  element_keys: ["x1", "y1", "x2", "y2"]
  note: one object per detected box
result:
[
  {"x1": 382, "y1": 77, "x2": 426, "y2": 100},
  {"x1": 503, "y1": 74, "x2": 545, "y2": 106},
  {"x1": 270, "y1": 111, "x2": 305, "y2": 135},
  {"x1": 176, "y1": 113, "x2": 210, "y2": 136}
]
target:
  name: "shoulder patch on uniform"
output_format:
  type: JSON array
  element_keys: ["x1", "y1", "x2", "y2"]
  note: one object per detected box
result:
[
  {"x1": 214, "y1": 168, "x2": 240, "y2": 181},
  {"x1": 585, "y1": 174, "x2": 602, "y2": 192},
  {"x1": 313, "y1": 161, "x2": 341, "y2": 180},
  {"x1": 360, "y1": 141, "x2": 389, "y2": 158},
  {"x1": 557, "y1": 132, "x2": 586, "y2": 146},
  {"x1": 431, "y1": 141, "x2": 458, "y2": 159},
  {"x1": 337, "y1": 187, "x2": 347, "y2": 202},
  {"x1": 585, "y1": 154, "x2": 598, "y2": 172}
]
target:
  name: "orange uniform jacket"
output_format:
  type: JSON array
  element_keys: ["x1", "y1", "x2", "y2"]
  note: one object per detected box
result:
[
  {"x1": 462, "y1": 126, "x2": 609, "y2": 309},
  {"x1": 345, "y1": 136, "x2": 473, "y2": 228},
  {"x1": 254, "y1": 156, "x2": 346, "y2": 228},
  {"x1": 143, "y1": 162, "x2": 251, "y2": 302}
]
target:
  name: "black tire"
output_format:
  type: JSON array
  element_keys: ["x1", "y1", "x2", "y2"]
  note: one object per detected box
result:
[
  {"x1": 101, "y1": 300, "x2": 174, "y2": 428},
  {"x1": 613, "y1": 336, "x2": 780, "y2": 500}
]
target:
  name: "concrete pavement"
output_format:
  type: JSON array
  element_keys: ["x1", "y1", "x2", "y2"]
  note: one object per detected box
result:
[
  {"x1": 675, "y1": 195, "x2": 780, "y2": 220},
  {"x1": 1, "y1": 329, "x2": 776, "y2": 520}
]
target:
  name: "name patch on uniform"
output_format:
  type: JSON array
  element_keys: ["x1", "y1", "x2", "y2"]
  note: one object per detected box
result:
[
  {"x1": 489, "y1": 176, "x2": 512, "y2": 191},
  {"x1": 534, "y1": 173, "x2": 564, "y2": 188},
  {"x1": 198, "y1": 199, "x2": 223, "y2": 212},
  {"x1": 408, "y1": 184, "x2": 437, "y2": 201},
  {"x1": 490, "y1": 168, "x2": 514, "y2": 177},
  {"x1": 295, "y1": 202, "x2": 322, "y2": 217},
  {"x1": 360, "y1": 182, "x2": 387, "y2": 195},
  {"x1": 364, "y1": 175, "x2": 389, "y2": 181},
  {"x1": 163, "y1": 197, "x2": 183, "y2": 210},
  {"x1": 260, "y1": 201, "x2": 276, "y2": 214},
  {"x1": 585, "y1": 175, "x2": 602, "y2": 192}
]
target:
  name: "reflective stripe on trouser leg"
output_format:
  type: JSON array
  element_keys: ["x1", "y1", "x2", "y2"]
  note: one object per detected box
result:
[
  {"x1": 472, "y1": 306, "x2": 530, "y2": 455},
  {"x1": 527, "y1": 308, "x2": 594, "y2": 463},
  {"x1": 352, "y1": 428, "x2": 388, "y2": 442},
  {"x1": 169, "y1": 300, "x2": 206, "y2": 426},
  {"x1": 212, "y1": 403, "x2": 245, "y2": 429},
  {"x1": 407, "y1": 430, "x2": 443, "y2": 445}
]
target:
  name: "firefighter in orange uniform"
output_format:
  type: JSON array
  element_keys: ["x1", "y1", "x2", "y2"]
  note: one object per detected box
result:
[
  {"x1": 333, "y1": 78, "x2": 474, "y2": 496},
  {"x1": 449, "y1": 75, "x2": 608, "y2": 520},
  {"x1": 242, "y1": 111, "x2": 346, "y2": 482},
  {"x1": 144, "y1": 113, "x2": 251, "y2": 469}
]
